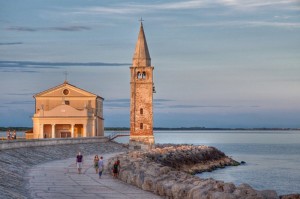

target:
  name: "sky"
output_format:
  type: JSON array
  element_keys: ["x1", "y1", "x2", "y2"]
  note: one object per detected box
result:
[{"x1": 0, "y1": 0, "x2": 300, "y2": 128}]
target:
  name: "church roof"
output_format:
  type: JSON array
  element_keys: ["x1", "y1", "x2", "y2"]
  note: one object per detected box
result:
[
  {"x1": 34, "y1": 81, "x2": 104, "y2": 99},
  {"x1": 132, "y1": 22, "x2": 151, "y2": 67}
]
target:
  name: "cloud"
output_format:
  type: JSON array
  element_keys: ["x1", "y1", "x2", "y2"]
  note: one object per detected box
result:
[
  {"x1": 49, "y1": 26, "x2": 91, "y2": 31},
  {"x1": 182, "y1": 20, "x2": 300, "y2": 28},
  {"x1": 155, "y1": 99, "x2": 174, "y2": 102},
  {"x1": 4, "y1": 101, "x2": 34, "y2": 105},
  {"x1": 219, "y1": 0, "x2": 300, "y2": 9},
  {"x1": 0, "y1": 60, "x2": 130, "y2": 73},
  {"x1": 64, "y1": 1, "x2": 207, "y2": 16},
  {"x1": 104, "y1": 98, "x2": 129, "y2": 109},
  {"x1": 6, "y1": 27, "x2": 37, "y2": 32},
  {"x1": 5, "y1": 92, "x2": 35, "y2": 96},
  {"x1": 244, "y1": 21, "x2": 300, "y2": 28},
  {"x1": 104, "y1": 98, "x2": 174, "y2": 109},
  {"x1": 75, "y1": 7, "x2": 141, "y2": 15},
  {"x1": 154, "y1": 99, "x2": 175, "y2": 106},
  {"x1": 63, "y1": 0, "x2": 300, "y2": 17},
  {"x1": 105, "y1": 99, "x2": 129, "y2": 103},
  {"x1": 159, "y1": 104, "x2": 260, "y2": 109},
  {"x1": 104, "y1": 98, "x2": 237, "y2": 110},
  {"x1": 105, "y1": 102, "x2": 130, "y2": 108},
  {"x1": 6, "y1": 25, "x2": 91, "y2": 32},
  {"x1": 169, "y1": 105, "x2": 233, "y2": 108},
  {"x1": 0, "y1": 42, "x2": 23, "y2": 46},
  {"x1": 0, "y1": 61, "x2": 129, "y2": 67},
  {"x1": 105, "y1": 98, "x2": 173, "y2": 103}
]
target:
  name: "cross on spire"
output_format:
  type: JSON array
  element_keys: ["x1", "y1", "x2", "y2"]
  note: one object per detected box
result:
[
  {"x1": 139, "y1": 17, "x2": 144, "y2": 24},
  {"x1": 64, "y1": 71, "x2": 68, "y2": 83}
]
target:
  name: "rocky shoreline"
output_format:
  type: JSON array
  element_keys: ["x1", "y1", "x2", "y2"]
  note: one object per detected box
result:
[
  {"x1": 146, "y1": 144, "x2": 240, "y2": 174},
  {"x1": 107, "y1": 144, "x2": 300, "y2": 199}
]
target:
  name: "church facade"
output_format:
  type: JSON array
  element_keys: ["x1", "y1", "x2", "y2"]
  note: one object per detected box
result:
[
  {"x1": 30, "y1": 81, "x2": 104, "y2": 139},
  {"x1": 129, "y1": 22, "x2": 155, "y2": 149}
]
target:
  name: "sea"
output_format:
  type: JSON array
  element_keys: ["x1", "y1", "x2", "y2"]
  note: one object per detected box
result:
[
  {"x1": 1, "y1": 130, "x2": 299, "y2": 195},
  {"x1": 107, "y1": 130, "x2": 300, "y2": 195}
]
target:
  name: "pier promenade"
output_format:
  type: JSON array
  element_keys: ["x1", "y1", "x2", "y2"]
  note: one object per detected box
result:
[
  {"x1": 27, "y1": 153, "x2": 162, "y2": 199},
  {"x1": 0, "y1": 138, "x2": 135, "y2": 198}
]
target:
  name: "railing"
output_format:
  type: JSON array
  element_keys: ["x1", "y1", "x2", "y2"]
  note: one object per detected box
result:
[
  {"x1": 107, "y1": 132, "x2": 129, "y2": 141},
  {"x1": 0, "y1": 137, "x2": 26, "y2": 141}
]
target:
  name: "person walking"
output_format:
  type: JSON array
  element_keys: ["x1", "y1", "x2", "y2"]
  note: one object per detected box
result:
[
  {"x1": 76, "y1": 152, "x2": 83, "y2": 174},
  {"x1": 13, "y1": 130, "x2": 17, "y2": 139},
  {"x1": 98, "y1": 156, "x2": 104, "y2": 179},
  {"x1": 7, "y1": 130, "x2": 10, "y2": 140},
  {"x1": 93, "y1": 155, "x2": 99, "y2": 174},
  {"x1": 112, "y1": 159, "x2": 120, "y2": 178}
]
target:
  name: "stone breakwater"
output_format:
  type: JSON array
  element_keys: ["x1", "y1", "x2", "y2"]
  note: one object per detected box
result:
[
  {"x1": 0, "y1": 141, "x2": 128, "y2": 199},
  {"x1": 146, "y1": 144, "x2": 240, "y2": 174},
  {"x1": 107, "y1": 144, "x2": 299, "y2": 199}
]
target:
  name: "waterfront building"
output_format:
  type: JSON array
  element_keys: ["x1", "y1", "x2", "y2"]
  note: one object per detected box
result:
[
  {"x1": 129, "y1": 21, "x2": 155, "y2": 149},
  {"x1": 29, "y1": 81, "x2": 104, "y2": 139}
]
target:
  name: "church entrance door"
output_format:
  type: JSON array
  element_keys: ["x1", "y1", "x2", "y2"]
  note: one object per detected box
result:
[{"x1": 60, "y1": 131, "x2": 71, "y2": 138}]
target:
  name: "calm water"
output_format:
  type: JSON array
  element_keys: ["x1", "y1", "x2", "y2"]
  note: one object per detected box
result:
[{"x1": 108, "y1": 130, "x2": 300, "y2": 195}]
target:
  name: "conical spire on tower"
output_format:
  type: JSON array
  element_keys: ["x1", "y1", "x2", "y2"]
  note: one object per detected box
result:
[{"x1": 132, "y1": 21, "x2": 151, "y2": 67}]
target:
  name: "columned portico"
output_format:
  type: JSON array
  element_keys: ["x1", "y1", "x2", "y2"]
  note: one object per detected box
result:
[{"x1": 42, "y1": 123, "x2": 86, "y2": 138}]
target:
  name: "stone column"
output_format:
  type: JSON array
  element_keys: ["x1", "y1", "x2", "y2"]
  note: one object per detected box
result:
[
  {"x1": 51, "y1": 124, "x2": 55, "y2": 138},
  {"x1": 40, "y1": 124, "x2": 44, "y2": 139},
  {"x1": 92, "y1": 120, "x2": 95, "y2": 137},
  {"x1": 71, "y1": 124, "x2": 74, "y2": 138},
  {"x1": 83, "y1": 124, "x2": 87, "y2": 137}
]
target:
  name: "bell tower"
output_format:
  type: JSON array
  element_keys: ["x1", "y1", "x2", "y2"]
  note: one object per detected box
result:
[{"x1": 129, "y1": 21, "x2": 155, "y2": 149}]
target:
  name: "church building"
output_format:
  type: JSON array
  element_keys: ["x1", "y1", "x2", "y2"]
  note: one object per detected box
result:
[
  {"x1": 129, "y1": 21, "x2": 155, "y2": 149},
  {"x1": 30, "y1": 81, "x2": 104, "y2": 139}
]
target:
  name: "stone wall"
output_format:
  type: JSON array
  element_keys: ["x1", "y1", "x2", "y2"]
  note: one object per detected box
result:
[
  {"x1": 0, "y1": 137, "x2": 107, "y2": 150},
  {"x1": 0, "y1": 140, "x2": 128, "y2": 199}
]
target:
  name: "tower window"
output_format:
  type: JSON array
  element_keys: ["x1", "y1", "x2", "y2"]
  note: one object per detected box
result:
[
  {"x1": 142, "y1": 72, "x2": 146, "y2": 79},
  {"x1": 140, "y1": 108, "x2": 143, "y2": 115},
  {"x1": 65, "y1": 101, "x2": 70, "y2": 105},
  {"x1": 137, "y1": 72, "x2": 142, "y2": 79},
  {"x1": 140, "y1": 123, "x2": 143, "y2": 129}
]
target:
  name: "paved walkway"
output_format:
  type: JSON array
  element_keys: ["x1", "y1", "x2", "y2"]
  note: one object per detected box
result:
[{"x1": 27, "y1": 153, "x2": 162, "y2": 199}]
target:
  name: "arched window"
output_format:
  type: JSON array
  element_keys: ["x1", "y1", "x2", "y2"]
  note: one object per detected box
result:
[
  {"x1": 140, "y1": 123, "x2": 143, "y2": 129},
  {"x1": 137, "y1": 72, "x2": 142, "y2": 79},
  {"x1": 140, "y1": 108, "x2": 143, "y2": 115},
  {"x1": 142, "y1": 72, "x2": 146, "y2": 79}
]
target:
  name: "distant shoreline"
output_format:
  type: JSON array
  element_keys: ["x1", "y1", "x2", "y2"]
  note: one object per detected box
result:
[
  {"x1": 105, "y1": 127, "x2": 300, "y2": 131},
  {"x1": 1, "y1": 127, "x2": 299, "y2": 132}
]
